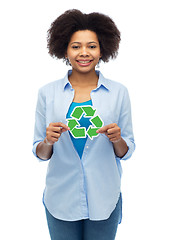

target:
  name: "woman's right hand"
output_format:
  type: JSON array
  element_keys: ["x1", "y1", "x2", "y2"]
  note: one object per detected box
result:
[{"x1": 44, "y1": 122, "x2": 70, "y2": 145}]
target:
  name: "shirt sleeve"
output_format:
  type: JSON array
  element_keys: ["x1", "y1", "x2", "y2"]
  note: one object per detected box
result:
[
  {"x1": 32, "y1": 87, "x2": 48, "y2": 161},
  {"x1": 117, "y1": 87, "x2": 135, "y2": 161}
]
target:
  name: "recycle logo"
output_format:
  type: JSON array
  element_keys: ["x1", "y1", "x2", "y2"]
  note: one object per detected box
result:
[{"x1": 66, "y1": 106, "x2": 104, "y2": 140}]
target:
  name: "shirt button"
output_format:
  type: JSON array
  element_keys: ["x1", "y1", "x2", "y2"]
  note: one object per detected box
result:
[{"x1": 86, "y1": 146, "x2": 89, "y2": 149}]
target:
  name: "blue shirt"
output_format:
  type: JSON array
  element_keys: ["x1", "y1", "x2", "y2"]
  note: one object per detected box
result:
[
  {"x1": 32, "y1": 70, "x2": 135, "y2": 221},
  {"x1": 66, "y1": 100, "x2": 92, "y2": 159}
]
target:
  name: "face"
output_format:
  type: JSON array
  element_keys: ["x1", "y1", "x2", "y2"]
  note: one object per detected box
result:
[{"x1": 66, "y1": 30, "x2": 101, "y2": 73}]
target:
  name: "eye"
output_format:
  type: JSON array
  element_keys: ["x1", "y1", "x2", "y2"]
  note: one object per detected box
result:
[
  {"x1": 72, "y1": 45, "x2": 80, "y2": 49},
  {"x1": 89, "y1": 45, "x2": 97, "y2": 49}
]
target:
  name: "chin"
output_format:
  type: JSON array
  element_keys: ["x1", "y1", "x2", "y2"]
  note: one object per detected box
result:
[
  {"x1": 73, "y1": 67, "x2": 96, "y2": 74},
  {"x1": 72, "y1": 64, "x2": 97, "y2": 73}
]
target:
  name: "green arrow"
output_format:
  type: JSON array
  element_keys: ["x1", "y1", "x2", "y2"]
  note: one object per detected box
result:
[
  {"x1": 91, "y1": 116, "x2": 103, "y2": 128},
  {"x1": 67, "y1": 119, "x2": 79, "y2": 131},
  {"x1": 82, "y1": 106, "x2": 96, "y2": 117},
  {"x1": 71, "y1": 127, "x2": 86, "y2": 138},
  {"x1": 71, "y1": 107, "x2": 84, "y2": 119},
  {"x1": 87, "y1": 126, "x2": 100, "y2": 140}
]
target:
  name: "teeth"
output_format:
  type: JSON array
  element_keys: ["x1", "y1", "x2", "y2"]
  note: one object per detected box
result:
[{"x1": 78, "y1": 60, "x2": 91, "y2": 63}]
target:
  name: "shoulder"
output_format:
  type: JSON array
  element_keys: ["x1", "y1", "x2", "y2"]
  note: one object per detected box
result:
[
  {"x1": 102, "y1": 74, "x2": 128, "y2": 95},
  {"x1": 99, "y1": 72, "x2": 131, "y2": 105},
  {"x1": 39, "y1": 78, "x2": 63, "y2": 91},
  {"x1": 38, "y1": 77, "x2": 64, "y2": 96},
  {"x1": 109, "y1": 78, "x2": 126, "y2": 89}
]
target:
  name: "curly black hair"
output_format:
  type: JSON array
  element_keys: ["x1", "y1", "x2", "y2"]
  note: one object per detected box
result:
[{"x1": 47, "y1": 9, "x2": 121, "y2": 63}]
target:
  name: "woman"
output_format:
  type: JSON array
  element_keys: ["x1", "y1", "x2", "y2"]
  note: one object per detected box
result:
[{"x1": 33, "y1": 9, "x2": 135, "y2": 240}]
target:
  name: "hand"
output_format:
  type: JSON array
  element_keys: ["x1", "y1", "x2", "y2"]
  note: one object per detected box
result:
[
  {"x1": 96, "y1": 123, "x2": 122, "y2": 143},
  {"x1": 44, "y1": 122, "x2": 70, "y2": 145}
]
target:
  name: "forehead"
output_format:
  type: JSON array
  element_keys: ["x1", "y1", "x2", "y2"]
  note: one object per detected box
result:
[{"x1": 69, "y1": 30, "x2": 99, "y2": 43}]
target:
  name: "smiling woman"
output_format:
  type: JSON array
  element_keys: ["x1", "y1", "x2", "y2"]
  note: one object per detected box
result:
[
  {"x1": 66, "y1": 30, "x2": 101, "y2": 72},
  {"x1": 33, "y1": 9, "x2": 135, "y2": 240},
  {"x1": 65, "y1": 30, "x2": 102, "y2": 103},
  {"x1": 47, "y1": 9, "x2": 120, "y2": 63}
]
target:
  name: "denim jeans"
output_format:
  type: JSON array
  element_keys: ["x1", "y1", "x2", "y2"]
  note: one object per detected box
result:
[{"x1": 45, "y1": 194, "x2": 122, "y2": 240}]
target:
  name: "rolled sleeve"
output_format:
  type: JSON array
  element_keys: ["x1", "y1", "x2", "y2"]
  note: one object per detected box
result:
[
  {"x1": 32, "y1": 87, "x2": 47, "y2": 161},
  {"x1": 119, "y1": 137, "x2": 135, "y2": 161},
  {"x1": 117, "y1": 87, "x2": 135, "y2": 161}
]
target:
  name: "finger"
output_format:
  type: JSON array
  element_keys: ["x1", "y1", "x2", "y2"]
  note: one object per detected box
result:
[
  {"x1": 50, "y1": 136, "x2": 59, "y2": 143},
  {"x1": 48, "y1": 126, "x2": 61, "y2": 134},
  {"x1": 107, "y1": 128, "x2": 120, "y2": 135},
  {"x1": 50, "y1": 132, "x2": 61, "y2": 139},
  {"x1": 61, "y1": 128, "x2": 69, "y2": 133},
  {"x1": 107, "y1": 133, "x2": 117, "y2": 139},
  {"x1": 96, "y1": 125, "x2": 109, "y2": 134},
  {"x1": 46, "y1": 136, "x2": 58, "y2": 144},
  {"x1": 96, "y1": 123, "x2": 116, "y2": 134},
  {"x1": 54, "y1": 127, "x2": 64, "y2": 134},
  {"x1": 52, "y1": 122, "x2": 70, "y2": 131}
]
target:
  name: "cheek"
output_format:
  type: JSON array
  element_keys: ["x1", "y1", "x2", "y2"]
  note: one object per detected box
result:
[
  {"x1": 68, "y1": 53, "x2": 78, "y2": 62},
  {"x1": 66, "y1": 49, "x2": 75, "y2": 59},
  {"x1": 94, "y1": 50, "x2": 101, "y2": 59}
]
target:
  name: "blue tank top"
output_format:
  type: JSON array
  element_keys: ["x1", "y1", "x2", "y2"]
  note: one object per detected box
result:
[{"x1": 66, "y1": 100, "x2": 92, "y2": 159}]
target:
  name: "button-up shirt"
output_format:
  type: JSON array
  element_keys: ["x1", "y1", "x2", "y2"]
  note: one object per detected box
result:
[{"x1": 32, "y1": 70, "x2": 135, "y2": 221}]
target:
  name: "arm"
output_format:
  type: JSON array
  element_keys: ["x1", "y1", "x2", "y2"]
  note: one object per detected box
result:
[
  {"x1": 36, "y1": 122, "x2": 70, "y2": 160},
  {"x1": 113, "y1": 139, "x2": 128, "y2": 158},
  {"x1": 97, "y1": 123, "x2": 128, "y2": 158},
  {"x1": 113, "y1": 138, "x2": 128, "y2": 158},
  {"x1": 36, "y1": 140, "x2": 53, "y2": 160},
  {"x1": 32, "y1": 88, "x2": 69, "y2": 161},
  {"x1": 97, "y1": 87, "x2": 135, "y2": 160}
]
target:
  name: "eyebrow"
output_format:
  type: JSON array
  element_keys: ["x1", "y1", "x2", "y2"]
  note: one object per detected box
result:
[{"x1": 71, "y1": 41, "x2": 98, "y2": 45}]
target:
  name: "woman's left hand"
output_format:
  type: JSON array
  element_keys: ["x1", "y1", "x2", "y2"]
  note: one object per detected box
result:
[{"x1": 96, "y1": 123, "x2": 122, "y2": 143}]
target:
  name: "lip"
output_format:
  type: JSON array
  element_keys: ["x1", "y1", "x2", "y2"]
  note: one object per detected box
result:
[{"x1": 76, "y1": 59, "x2": 93, "y2": 67}]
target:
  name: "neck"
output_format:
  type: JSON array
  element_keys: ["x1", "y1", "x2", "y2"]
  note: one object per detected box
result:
[{"x1": 69, "y1": 68, "x2": 99, "y2": 87}]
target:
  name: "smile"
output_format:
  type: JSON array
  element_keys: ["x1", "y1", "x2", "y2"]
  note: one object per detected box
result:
[
  {"x1": 76, "y1": 60, "x2": 93, "y2": 63},
  {"x1": 76, "y1": 59, "x2": 93, "y2": 67}
]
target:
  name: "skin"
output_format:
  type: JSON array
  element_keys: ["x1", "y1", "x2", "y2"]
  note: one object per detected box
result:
[
  {"x1": 66, "y1": 30, "x2": 101, "y2": 103},
  {"x1": 36, "y1": 30, "x2": 128, "y2": 160}
]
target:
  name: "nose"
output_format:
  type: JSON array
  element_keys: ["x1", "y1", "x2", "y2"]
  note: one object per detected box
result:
[{"x1": 79, "y1": 47, "x2": 89, "y2": 57}]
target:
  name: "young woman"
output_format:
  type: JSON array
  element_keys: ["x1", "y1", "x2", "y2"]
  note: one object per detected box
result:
[{"x1": 33, "y1": 9, "x2": 135, "y2": 240}]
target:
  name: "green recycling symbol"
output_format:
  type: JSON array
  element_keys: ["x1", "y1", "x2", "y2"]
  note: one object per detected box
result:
[{"x1": 66, "y1": 106, "x2": 104, "y2": 140}]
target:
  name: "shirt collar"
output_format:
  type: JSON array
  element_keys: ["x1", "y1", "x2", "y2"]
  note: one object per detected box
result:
[{"x1": 63, "y1": 70, "x2": 110, "y2": 91}]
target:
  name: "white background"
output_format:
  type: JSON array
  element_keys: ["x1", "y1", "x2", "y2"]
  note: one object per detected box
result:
[{"x1": 0, "y1": 0, "x2": 171, "y2": 239}]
